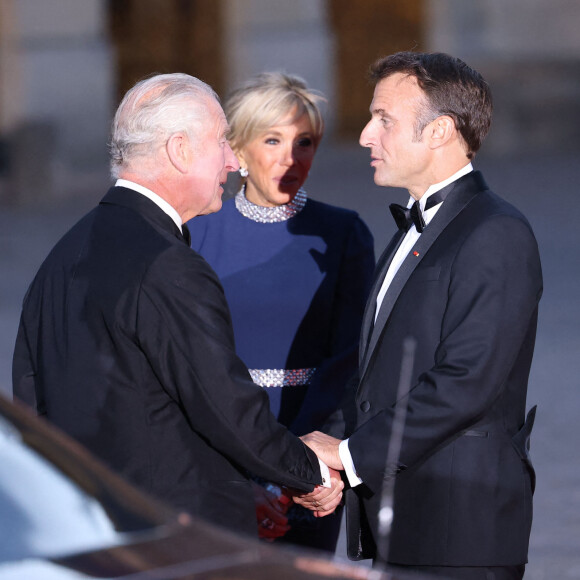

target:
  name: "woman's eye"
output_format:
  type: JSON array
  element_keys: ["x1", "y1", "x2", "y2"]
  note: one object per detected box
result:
[{"x1": 265, "y1": 138, "x2": 279, "y2": 145}]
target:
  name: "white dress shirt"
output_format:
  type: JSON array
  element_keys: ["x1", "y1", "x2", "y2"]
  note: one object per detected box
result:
[{"x1": 340, "y1": 163, "x2": 473, "y2": 487}]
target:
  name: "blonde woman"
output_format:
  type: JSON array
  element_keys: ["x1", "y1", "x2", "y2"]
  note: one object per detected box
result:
[{"x1": 188, "y1": 72, "x2": 374, "y2": 551}]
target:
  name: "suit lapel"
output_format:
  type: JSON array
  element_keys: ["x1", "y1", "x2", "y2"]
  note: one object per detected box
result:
[
  {"x1": 359, "y1": 228, "x2": 405, "y2": 367},
  {"x1": 359, "y1": 172, "x2": 489, "y2": 380}
]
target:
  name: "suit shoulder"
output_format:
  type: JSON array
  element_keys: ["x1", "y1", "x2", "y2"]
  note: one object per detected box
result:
[
  {"x1": 474, "y1": 189, "x2": 531, "y2": 223},
  {"x1": 28, "y1": 208, "x2": 99, "y2": 280},
  {"x1": 452, "y1": 192, "x2": 541, "y2": 273},
  {"x1": 457, "y1": 189, "x2": 536, "y2": 246}
]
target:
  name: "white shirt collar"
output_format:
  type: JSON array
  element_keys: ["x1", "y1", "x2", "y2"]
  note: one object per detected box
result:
[
  {"x1": 408, "y1": 163, "x2": 473, "y2": 212},
  {"x1": 115, "y1": 179, "x2": 183, "y2": 232}
]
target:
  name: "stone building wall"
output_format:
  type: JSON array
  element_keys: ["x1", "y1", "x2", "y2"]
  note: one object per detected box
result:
[
  {"x1": 0, "y1": 0, "x2": 112, "y2": 205},
  {"x1": 426, "y1": 0, "x2": 580, "y2": 154},
  {"x1": 1, "y1": 0, "x2": 579, "y2": 206}
]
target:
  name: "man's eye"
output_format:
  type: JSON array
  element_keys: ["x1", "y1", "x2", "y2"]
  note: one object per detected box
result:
[{"x1": 297, "y1": 138, "x2": 313, "y2": 147}]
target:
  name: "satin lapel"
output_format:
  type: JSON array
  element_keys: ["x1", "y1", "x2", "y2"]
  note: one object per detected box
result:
[
  {"x1": 359, "y1": 171, "x2": 488, "y2": 380},
  {"x1": 359, "y1": 228, "x2": 405, "y2": 367}
]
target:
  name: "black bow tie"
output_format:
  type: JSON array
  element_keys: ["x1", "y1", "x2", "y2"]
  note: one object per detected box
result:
[
  {"x1": 181, "y1": 223, "x2": 191, "y2": 246},
  {"x1": 389, "y1": 188, "x2": 449, "y2": 233},
  {"x1": 390, "y1": 201, "x2": 425, "y2": 233}
]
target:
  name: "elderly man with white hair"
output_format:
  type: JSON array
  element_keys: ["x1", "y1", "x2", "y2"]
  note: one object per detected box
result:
[{"x1": 13, "y1": 73, "x2": 342, "y2": 537}]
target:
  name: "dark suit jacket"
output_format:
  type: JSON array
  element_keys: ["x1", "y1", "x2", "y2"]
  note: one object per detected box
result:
[
  {"x1": 12, "y1": 186, "x2": 322, "y2": 536},
  {"x1": 343, "y1": 172, "x2": 542, "y2": 566}
]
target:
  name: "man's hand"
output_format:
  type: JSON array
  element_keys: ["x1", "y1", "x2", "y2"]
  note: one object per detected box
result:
[
  {"x1": 301, "y1": 431, "x2": 344, "y2": 470},
  {"x1": 292, "y1": 467, "x2": 344, "y2": 517}
]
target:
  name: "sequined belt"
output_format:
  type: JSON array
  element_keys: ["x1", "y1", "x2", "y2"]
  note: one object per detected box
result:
[{"x1": 249, "y1": 368, "x2": 316, "y2": 387}]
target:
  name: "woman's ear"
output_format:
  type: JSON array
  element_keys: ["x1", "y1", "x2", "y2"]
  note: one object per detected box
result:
[
  {"x1": 166, "y1": 132, "x2": 190, "y2": 173},
  {"x1": 235, "y1": 148, "x2": 248, "y2": 174}
]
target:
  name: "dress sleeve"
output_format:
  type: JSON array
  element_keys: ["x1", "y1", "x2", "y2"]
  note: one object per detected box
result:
[{"x1": 289, "y1": 215, "x2": 375, "y2": 436}]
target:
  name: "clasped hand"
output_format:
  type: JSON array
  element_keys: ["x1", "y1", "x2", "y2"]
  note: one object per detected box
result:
[
  {"x1": 300, "y1": 430, "x2": 344, "y2": 470},
  {"x1": 291, "y1": 466, "x2": 344, "y2": 517},
  {"x1": 256, "y1": 430, "x2": 346, "y2": 536}
]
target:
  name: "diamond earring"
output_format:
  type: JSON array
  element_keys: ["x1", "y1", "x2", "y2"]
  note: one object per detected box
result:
[{"x1": 239, "y1": 167, "x2": 249, "y2": 178}]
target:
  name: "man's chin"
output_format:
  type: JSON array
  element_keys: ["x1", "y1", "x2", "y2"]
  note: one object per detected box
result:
[
  {"x1": 196, "y1": 198, "x2": 223, "y2": 217},
  {"x1": 373, "y1": 171, "x2": 391, "y2": 187},
  {"x1": 207, "y1": 200, "x2": 223, "y2": 215}
]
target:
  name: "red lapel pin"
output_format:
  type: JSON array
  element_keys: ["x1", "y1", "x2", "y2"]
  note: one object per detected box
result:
[{"x1": 413, "y1": 251, "x2": 420, "y2": 257}]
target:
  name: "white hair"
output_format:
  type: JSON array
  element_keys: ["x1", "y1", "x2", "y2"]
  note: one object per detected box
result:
[{"x1": 109, "y1": 73, "x2": 218, "y2": 178}]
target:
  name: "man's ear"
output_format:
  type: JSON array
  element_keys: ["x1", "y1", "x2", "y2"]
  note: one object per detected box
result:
[
  {"x1": 428, "y1": 115, "x2": 456, "y2": 150},
  {"x1": 166, "y1": 132, "x2": 190, "y2": 173}
]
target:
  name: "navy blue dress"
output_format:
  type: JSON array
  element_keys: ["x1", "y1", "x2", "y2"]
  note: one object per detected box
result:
[{"x1": 189, "y1": 194, "x2": 375, "y2": 549}]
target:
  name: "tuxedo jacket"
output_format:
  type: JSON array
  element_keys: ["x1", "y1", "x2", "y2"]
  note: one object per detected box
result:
[
  {"x1": 342, "y1": 172, "x2": 542, "y2": 566},
  {"x1": 12, "y1": 186, "x2": 322, "y2": 536}
]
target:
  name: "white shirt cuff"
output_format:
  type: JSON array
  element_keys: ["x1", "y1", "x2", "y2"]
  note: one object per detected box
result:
[
  {"x1": 339, "y1": 438, "x2": 363, "y2": 487},
  {"x1": 317, "y1": 457, "x2": 331, "y2": 488}
]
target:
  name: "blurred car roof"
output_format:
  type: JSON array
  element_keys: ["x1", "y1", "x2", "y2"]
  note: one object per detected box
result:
[{"x1": 0, "y1": 394, "x2": 397, "y2": 580}]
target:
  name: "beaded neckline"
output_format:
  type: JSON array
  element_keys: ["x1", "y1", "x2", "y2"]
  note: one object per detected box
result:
[{"x1": 234, "y1": 187, "x2": 307, "y2": 223}]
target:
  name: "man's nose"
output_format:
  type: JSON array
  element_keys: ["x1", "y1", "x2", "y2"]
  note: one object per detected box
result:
[
  {"x1": 226, "y1": 143, "x2": 240, "y2": 171},
  {"x1": 359, "y1": 120, "x2": 374, "y2": 148}
]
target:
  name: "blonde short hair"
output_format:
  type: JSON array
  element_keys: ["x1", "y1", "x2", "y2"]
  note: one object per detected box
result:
[{"x1": 225, "y1": 72, "x2": 326, "y2": 152}]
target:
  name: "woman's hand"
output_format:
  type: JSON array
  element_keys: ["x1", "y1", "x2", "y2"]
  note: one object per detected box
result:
[{"x1": 253, "y1": 481, "x2": 291, "y2": 540}]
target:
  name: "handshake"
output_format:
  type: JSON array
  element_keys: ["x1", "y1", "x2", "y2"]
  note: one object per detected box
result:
[{"x1": 256, "y1": 431, "x2": 344, "y2": 540}]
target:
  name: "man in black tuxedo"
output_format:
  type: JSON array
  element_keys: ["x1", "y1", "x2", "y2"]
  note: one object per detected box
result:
[
  {"x1": 300, "y1": 53, "x2": 542, "y2": 578},
  {"x1": 12, "y1": 73, "x2": 342, "y2": 537}
]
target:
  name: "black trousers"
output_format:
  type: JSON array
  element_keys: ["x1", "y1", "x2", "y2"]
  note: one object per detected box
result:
[{"x1": 385, "y1": 563, "x2": 525, "y2": 580}]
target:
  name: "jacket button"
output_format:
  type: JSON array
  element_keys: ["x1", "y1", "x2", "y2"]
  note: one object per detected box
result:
[{"x1": 360, "y1": 400, "x2": 371, "y2": 412}]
